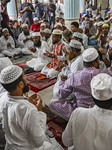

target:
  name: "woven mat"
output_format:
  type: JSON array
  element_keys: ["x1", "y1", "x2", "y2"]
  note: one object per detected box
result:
[{"x1": 25, "y1": 72, "x2": 57, "y2": 92}]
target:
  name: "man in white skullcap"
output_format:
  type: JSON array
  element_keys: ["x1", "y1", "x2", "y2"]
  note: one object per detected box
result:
[
  {"x1": 54, "y1": 23, "x2": 63, "y2": 31},
  {"x1": 43, "y1": 29, "x2": 53, "y2": 51},
  {"x1": 30, "y1": 17, "x2": 41, "y2": 32},
  {"x1": 26, "y1": 32, "x2": 52, "y2": 71},
  {"x1": 18, "y1": 24, "x2": 34, "y2": 50},
  {"x1": 0, "y1": 65, "x2": 62, "y2": 150},
  {"x1": 41, "y1": 29, "x2": 66, "y2": 78},
  {"x1": 62, "y1": 73, "x2": 112, "y2": 150},
  {"x1": 49, "y1": 48, "x2": 112, "y2": 120},
  {"x1": 84, "y1": 18, "x2": 96, "y2": 37},
  {"x1": 0, "y1": 28, "x2": 22, "y2": 57},
  {"x1": 51, "y1": 39, "x2": 84, "y2": 106}
]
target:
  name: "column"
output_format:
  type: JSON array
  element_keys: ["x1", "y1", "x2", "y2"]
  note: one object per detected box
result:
[
  {"x1": 80, "y1": 0, "x2": 85, "y2": 13},
  {"x1": 7, "y1": 0, "x2": 17, "y2": 20},
  {"x1": 64, "y1": 0, "x2": 80, "y2": 30},
  {"x1": 109, "y1": 0, "x2": 112, "y2": 7}
]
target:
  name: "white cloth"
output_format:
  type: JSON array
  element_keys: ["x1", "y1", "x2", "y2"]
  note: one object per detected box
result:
[
  {"x1": 26, "y1": 41, "x2": 52, "y2": 71},
  {"x1": 0, "y1": 36, "x2": 21, "y2": 57},
  {"x1": 62, "y1": 106, "x2": 112, "y2": 150},
  {"x1": 0, "y1": 93, "x2": 59, "y2": 150},
  {"x1": 46, "y1": 36, "x2": 53, "y2": 52},
  {"x1": 82, "y1": 33, "x2": 88, "y2": 49},
  {"x1": 55, "y1": 3, "x2": 60, "y2": 17},
  {"x1": 18, "y1": 31, "x2": 34, "y2": 49},
  {"x1": 59, "y1": 3, "x2": 64, "y2": 18}
]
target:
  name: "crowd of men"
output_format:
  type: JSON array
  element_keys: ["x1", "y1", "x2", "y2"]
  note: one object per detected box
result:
[{"x1": 0, "y1": 0, "x2": 112, "y2": 149}]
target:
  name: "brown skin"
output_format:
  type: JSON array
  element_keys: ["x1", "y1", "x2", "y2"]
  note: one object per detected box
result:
[
  {"x1": 28, "y1": 36, "x2": 40, "y2": 52},
  {"x1": 71, "y1": 25, "x2": 78, "y2": 33}
]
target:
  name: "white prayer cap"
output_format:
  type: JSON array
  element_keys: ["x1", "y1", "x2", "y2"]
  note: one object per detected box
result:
[
  {"x1": 44, "y1": 29, "x2": 51, "y2": 34},
  {"x1": 55, "y1": 23, "x2": 62, "y2": 27},
  {"x1": 73, "y1": 32, "x2": 83, "y2": 39},
  {"x1": 91, "y1": 73, "x2": 112, "y2": 101},
  {"x1": 69, "y1": 40, "x2": 81, "y2": 49},
  {"x1": 109, "y1": 40, "x2": 112, "y2": 48},
  {"x1": 0, "y1": 65, "x2": 23, "y2": 84},
  {"x1": 33, "y1": 17, "x2": 39, "y2": 21},
  {"x1": 52, "y1": 29, "x2": 62, "y2": 35},
  {"x1": 107, "y1": 11, "x2": 111, "y2": 14},
  {"x1": 102, "y1": 23, "x2": 109, "y2": 28},
  {"x1": 89, "y1": 18, "x2": 94, "y2": 21},
  {"x1": 97, "y1": 21, "x2": 103, "y2": 27},
  {"x1": 96, "y1": 16, "x2": 100, "y2": 20},
  {"x1": 32, "y1": 32, "x2": 41, "y2": 37},
  {"x1": 18, "y1": 18, "x2": 22, "y2": 22},
  {"x1": 0, "y1": 57, "x2": 12, "y2": 72},
  {"x1": 88, "y1": 8, "x2": 92, "y2": 12},
  {"x1": 2, "y1": 28, "x2": 8, "y2": 32},
  {"x1": 21, "y1": 23, "x2": 28, "y2": 28},
  {"x1": 110, "y1": 16, "x2": 112, "y2": 20},
  {"x1": 93, "y1": 14, "x2": 96, "y2": 18},
  {"x1": 82, "y1": 14, "x2": 86, "y2": 18},
  {"x1": 40, "y1": 23, "x2": 46, "y2": 27},
  {"x1": 103, "y1": 20, "x2": 109, "y2": 24},
  {"x1": 82, "y1": 48, "x2": 98, "y2": 62}
]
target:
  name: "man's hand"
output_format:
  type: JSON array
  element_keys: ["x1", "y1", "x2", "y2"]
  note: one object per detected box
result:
[
  {"x1": 58, "y1": 61, "x2": 66, "y2": 69},
  {"x1": 29, "y1": 47, "x2": 36, "y2": 52},
  {"x1": 61, "y1": 74, "x2": 67, "y2": 81},
  {"x1": 7, "y1": 42, "x2": 11, "y2": 47},
  {"x1": 44, "y1": 50, "x2": 54, "y2": 58},
  {"x1": 99, "y1": 48, "x2": 106, "y2": 55},
  {"x1": 28, "y1": 93, "x2": 42, "y2": 111},
  {"x1": 23, "y1": 38, "x2": 31, "y2": 43}
]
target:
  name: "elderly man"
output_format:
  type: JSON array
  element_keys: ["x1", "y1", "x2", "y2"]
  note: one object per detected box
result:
[
  {"x1": 62, "y1": 73, "x2": 112, "y2": 150},
  {"x1": 41, "y1": 29, "x2": 66, "y2": 78},
  {"x1": 19, "y1": 0, "x2": 35, "y2": 27},
  {"x1": 26, "y1": 32, "x2": 51, "y2": 71},
  {"x1": 0, "y1": 28, "x2": 21, "y2": 57},
  {"x1": 18, "y1": 24, "x2": 34, "y2": 54},
  {"x1": 49, "y1": 48, "x2": 112, "y2": 120},
  {"x1": 30, "y1": 17, "x2": 41, "y2": 32},
  {"x1": 0, "y1": 65, "x2": 61, "y2": 150}
]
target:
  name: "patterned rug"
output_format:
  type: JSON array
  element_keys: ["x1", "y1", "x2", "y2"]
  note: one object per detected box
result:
[
  {"x1": 25, "y1": 72, "x2": 57, "y2": 92},
  {"x1": 42, "y1": 105, "x2": 68, "y2": 149}
]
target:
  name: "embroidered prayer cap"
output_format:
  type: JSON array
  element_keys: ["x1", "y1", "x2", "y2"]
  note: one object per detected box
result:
[
  {"x1": 102, "y1": 24, "x2": 109, "y2": 28},
  {"x1": 21, "y1": 23, "x2": 28, "y2": 28},
  {"x1": 33, "y1": 17, "x2": 39, "y2": 21},
  {"x1": 40, "y1": 23, "x2": 46, "y2": 27},
  {"x1": 73, "y1": 32, "x2": 83, "y2": 39},
  {"x1": 97, "y1": 21, "x2": 103, "y2": 27},
  {"x1": 0, "y1": 57, "x2": 12, "y2": 72},
  {"x1": 0, "y1": 65, "x2": 23, "y2": 84},
  {"x1": 69, "y1": 40, "x2": 81, "y2": 49},
  {"x1": 55, "y1": 23, "x2": 62, "y2": 27},
  {"x1": 32, "y1": 32, "x2": 41, "y2": 37},
  {"x1": 2, "y1": 28, "x2": 8, "y2": 32},
  {"x1": 109, "y1": 40, "x2": 112, "y2": 48},
  {"x1": 63, "y1": 29, "x2": 71, "y2": 37},
  {"x1": 89, "y1": 18, "x2": 94, "y2": 21},
  {"x1": 91, "y1": 73, "x2": 112, "y2": 101},
  {"x1": 82, "y1": 48, "x2": 98, "y2": 62},
  {"x1": 52, "y1": 29, "x2": 62, "y2": 35},
  {"x1": 43, "y1": 29, "x2": 51, "y2": 34}
]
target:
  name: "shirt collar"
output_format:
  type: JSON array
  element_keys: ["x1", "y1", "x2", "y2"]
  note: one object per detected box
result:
[
  {"x1": 94, "y1": 105, "x2": 112, "y2": 116},
  {"x1": 8, "y1": 94, "x2": 28, "y2": 101}
]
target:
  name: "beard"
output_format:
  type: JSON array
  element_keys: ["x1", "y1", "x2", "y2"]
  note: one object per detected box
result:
[
  {"x1": 68, "y1": 53, "x2": 75, "y2": 61},
  {"x1": 24, "y1": 31, "x2": 30, "y2": 36},
  {"x1": 22, "y1": 80, "x2": 29, "y2": 94},
  {"x1": 34, "y1": 40, "x2": 41, "y2": 48},
  {"x1": 4, "y1": 35, "x2": 8, "y2": 40},
  {"x1": 109, "y1": 55, "x2": 112, "y2": 61}
]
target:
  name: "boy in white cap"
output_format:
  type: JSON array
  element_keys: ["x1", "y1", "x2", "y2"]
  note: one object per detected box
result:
[
  {"x1": 62, "y1": 73, "x2": 112, "y2": 150},
  {"x1": 49, "y1": 48, "x2": 112, "y2": 120},
  {"x1": 30, "y1": 17, "x2": 41, "y2": 32},
  {"x1": 26, "y1": 32, "x2": 52, "y2": 71},
  {"x1": 0, "y1": 65, "x2": 62, "y2": 150}
]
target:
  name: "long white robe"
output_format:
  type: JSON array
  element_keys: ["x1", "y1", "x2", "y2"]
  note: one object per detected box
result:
[
  {"x1": 26, "y1": 41, "x2": 52, "y2": 71},
  {"x1": 0, "y1": 93, "x2": 61, "y2": 150}
]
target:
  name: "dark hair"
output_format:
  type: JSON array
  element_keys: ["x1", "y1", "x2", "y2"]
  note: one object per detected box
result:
[
  {"x1": 71, "y1": 22, "x2": 79, "y2": 28},
  {"x1": 44, "y1": 20, "x2": 49, "y2": 23},
  {"x1": 92, "y1": 96, "x2": 112, "y2": 109},
  {"x1": 59, "y1": 18, "x2": 64, "y2": 21},
  {"x1": 72, "y1": 47, "x2": 81, "y2": 53},
  {"x1": 83, "y1": 57, "x2": 98, "y2": 67},
  {"x1": 13, "y1": 20, "x2": 18, "y2": 25},
  {"x1": 1, "y1": 74, "x2": 23, "y2": 92}
]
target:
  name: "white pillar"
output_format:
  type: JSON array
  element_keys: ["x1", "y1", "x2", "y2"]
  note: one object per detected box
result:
[
  {"x1": 109, "y1": 0, "x2": 112, "y2": 7},
  {"x1": 80, "y1": 0, "x2": 85, "y2": 13},
  {"x1": 64, "y1": 0, "x2": 80, "y2": 30},
  {"x1": 7, "y1": 0, "x2": 17, "y2": 20}
]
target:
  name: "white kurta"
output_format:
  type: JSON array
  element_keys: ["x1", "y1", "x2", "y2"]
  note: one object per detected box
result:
[
  {"x1": 26, "y1": 41, "x2": 52, "y2": 71},
  {"x1": 18, "y1": 31, "x2": 34, "y2": 50},
  {"x1": 0, "y1": 36, "x2": 21, "y2": 57},
  {"x1": 62, "y1": 106, "x2": 112, "y2": 150},
  {"x1": 0, "y1": 93, "x2": 60, "y2": 150}
]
